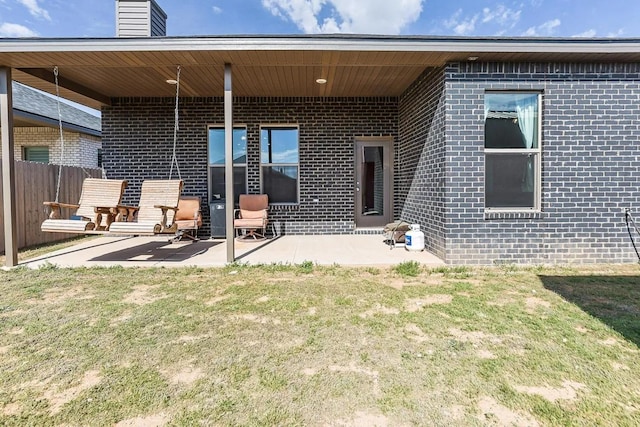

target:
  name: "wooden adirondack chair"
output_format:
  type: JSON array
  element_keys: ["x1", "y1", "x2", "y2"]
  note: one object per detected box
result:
[
  {"x1": 41, "y1": 178, "x2": 128, "y2": 234},
  {"x1": 107, "y1": 179, "x2": 183, "y2": 235}
]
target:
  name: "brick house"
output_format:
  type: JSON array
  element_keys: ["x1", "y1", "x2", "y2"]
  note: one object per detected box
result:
[
  {"x1": 1, "y1": 4, "x2": 640, "y2": 265},
  {"x1": 9, "y1": 82, "x2": 101, "y2": 168}
]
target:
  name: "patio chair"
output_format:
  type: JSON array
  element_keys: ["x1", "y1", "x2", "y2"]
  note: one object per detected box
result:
[
  {"x1": 169, "y1": 196, "x2": 203, "y2": 243},
  {"x1": 41, "y1": 178, "x2": 128, "y2": 234},
  {"x1": 107, "y1": 179, "x2": 183, "y2": 235},
  {"x1": 234, "y1": 194, "x2": 269, "y2": 241}
]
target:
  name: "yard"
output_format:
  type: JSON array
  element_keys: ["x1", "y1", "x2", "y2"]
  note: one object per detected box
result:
[{"x1": 1, "y1": 260, "x2": 639, "y2": 426}]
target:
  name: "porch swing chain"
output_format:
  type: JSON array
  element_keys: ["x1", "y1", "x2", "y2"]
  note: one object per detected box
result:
[
  {"x1": 52, "y1": 66, "x2": 94, "y2": 204},
  {"x1": 169, "y1": 65, "x2": 182, "y2": 180},
  {"x1": 53, "y1": 66, "x2": 65, "y2": 203}
]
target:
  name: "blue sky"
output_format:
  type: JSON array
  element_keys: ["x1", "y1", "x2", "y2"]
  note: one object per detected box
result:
[{"x1": 0, "y1": 0, "x2": 637, "y2": 38}]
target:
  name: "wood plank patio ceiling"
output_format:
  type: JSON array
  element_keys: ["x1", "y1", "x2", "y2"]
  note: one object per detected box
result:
[
  {"x1": 2, "y1": 50, "x2": 452, "y2": 108},
  {"x1": 2, "y1": 39, "x2": 640, "y2": 109}
]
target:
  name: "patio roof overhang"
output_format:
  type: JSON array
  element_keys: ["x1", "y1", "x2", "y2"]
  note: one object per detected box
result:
[
  {"x1": 0, "y1": 35, "x2": 640, "y2": 108},
  {"x1": 3, "y1": 34, "x2": 640, "y2": 267}
]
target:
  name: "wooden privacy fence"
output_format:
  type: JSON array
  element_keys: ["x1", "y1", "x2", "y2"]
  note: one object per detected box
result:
[{"x1": 0, "y1": 161, "x2": 102, "y2": 254}]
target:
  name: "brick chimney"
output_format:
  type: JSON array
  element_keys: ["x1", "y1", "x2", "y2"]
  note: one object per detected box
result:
[{"x1": 115, "y1": 0, "x2": 167, "y2": 37}]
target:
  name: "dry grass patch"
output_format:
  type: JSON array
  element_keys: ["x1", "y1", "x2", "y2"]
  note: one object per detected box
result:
[
  {"x1": 514, "y1": 380, "x2": 587, "y2": 403},
  {"x1": 477, "y1": 396, "x2": 540, "y2": 426},
  {"x1": 123, "y1": 284, "x2": 166, "y2": 305},
  {"x1": 114, "y1": 413, "x2": 169, "y2": 427},
  {"x1": 44, "y1": 370, "x2": 102, "y2": 415}
]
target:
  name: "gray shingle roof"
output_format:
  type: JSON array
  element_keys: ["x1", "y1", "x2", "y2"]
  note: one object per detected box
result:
[{"x1": 12, "y1": 82, "x2": 101, "y2": 135}]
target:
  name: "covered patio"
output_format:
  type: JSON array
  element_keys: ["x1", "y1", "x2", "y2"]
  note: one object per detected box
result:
[
  {"x1": 21, "y1": 234, "x2": 444, "y2": 268},
  {"x1": 3, "y1": 33, "x2": 640, "y2": 267}
]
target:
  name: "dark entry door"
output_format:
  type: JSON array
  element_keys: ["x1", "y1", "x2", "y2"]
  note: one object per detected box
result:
[{"x1": 355, "y1": 138, "x2": 393, "y2": 228}]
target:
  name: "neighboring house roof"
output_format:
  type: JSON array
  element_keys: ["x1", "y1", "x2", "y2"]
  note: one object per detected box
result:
[
  {"x1": 12, "y1": 82, "x2": 101, "y2": 137},
  {"x1": 1, "y1": 35, "x2": 640, "y2": 108}
]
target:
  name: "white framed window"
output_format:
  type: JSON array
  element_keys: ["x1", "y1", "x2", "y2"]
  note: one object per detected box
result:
[
  {"x1": 208, "y1": 126, "x2": 247, "y2": 204},
  {"x1": 484, "y1": 92, "x2": 541, "y2": 211},
  {"x1": 260, "y1": 125, "x2": 299, "y2": 204}
]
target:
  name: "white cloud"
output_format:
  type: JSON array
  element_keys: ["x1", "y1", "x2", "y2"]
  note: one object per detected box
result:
[
  {"x1": 482, "y1": 5, "x2": 521, "y2": 27},
  {"x1": 607, "y1": 28, "x2": 624, "y2": 37},
  {"x1": 212, "y1": 6, "x2": 223, "y2": 14},
  {"x1": 572, "y1": 29, "x2": 596, "y2": 38},
  {"x1": 17, "y1": 0, "x2": 50, "y2": 21},
  {"x1": 522, "y1": 18, "x2": 560, "y2": 36},
  {"x1": 0, "y1": 22, "x2": 38, "y2": 37},
  {"x1": 443, "y1": 9, "x2": 478, "y2": 36},
  {"x1": 261, "y1": 0, "x2": 424, "y2": 34}
]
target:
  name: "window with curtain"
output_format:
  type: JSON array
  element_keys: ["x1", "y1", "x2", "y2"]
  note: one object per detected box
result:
[
  {"x1": 484, "y1": 92, "x2": 541, "y2": 210},
  {"x1": 208, "y1": 126, "x2": 247, "y2": 204},
  {"x1": 260, "y1": 126, "x2": 299, "y2": 204}
]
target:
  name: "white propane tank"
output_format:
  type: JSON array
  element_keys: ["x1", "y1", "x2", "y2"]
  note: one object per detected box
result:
[{"x1": 405, "y1": 224, "x2": 425, "y2": 251}]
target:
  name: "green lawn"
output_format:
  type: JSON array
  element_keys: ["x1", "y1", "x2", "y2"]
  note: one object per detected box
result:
[{"x1": 1, "y1": 261, "x2": 639, "y2": 426}]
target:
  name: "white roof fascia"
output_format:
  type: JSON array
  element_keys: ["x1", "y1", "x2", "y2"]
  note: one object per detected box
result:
[{"x1": 0, "y1": 36, "x2": 640, "y2": 54}]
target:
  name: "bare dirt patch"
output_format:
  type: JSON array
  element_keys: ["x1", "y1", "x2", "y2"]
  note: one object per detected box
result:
[
  {"x1": 442, "y1": 404, "x2": 466, "y2": 420},
  {"x1": 123, "y1": 285, "x2": 166, "y2": 306},
  {"x1": 477, "y1": 349, "x2": 497, "y2": 359},
  {"x1": 387, "y1": 279, "x2": 405, "y2": 290},
  {"x1": 177, "y1": 334, "x2": 209, "y2": 343},
  {"x1": 0, "y1": 345, "x2": 11, "y2": 354},
  {"x1": 404, "y1": 295, "x2": 453, "y2": 312},
  {"x1": 574, "y1": 326, "x2": 589, "y2": 333},
  {"x1": 2, "y1": 402, "x2": 21, "y2": 416},
  {"x1": 359, "y1": 304, "x2": 400, "y2": 318},
  {"x1": 265, "y1": 277, "x2": 292, "y2": 283},
  {"x1": 44, "y1": 370, "x2": 102, "y2": 414},
  {"x1": 448, "y1": 328, "x2": 503, "y2": 345},
  {"x1": 611, "y1": 362, "x2": 629, "y2": 371},
  {"x1": 329, "y1": 364, "x2": 379, "y2": 395},
  {"x1": 110, "y1": 310, "x2": 133, "y2": 325},
  {"x1": 330, "y1": 410, "x2": 395, "y2": 426},
  {"x1": 514, "y1": 380, "x2": 587, "y2": 403},
  {"x1": 8, "y1": 327, "x2": 24, "y2": 335},
  {"x1": 487, "y1": 291, "x2": 521, "y2": 307},
  {"x1": 170, "y1": 366, "x2": 205, "y2": 385},
  {"x1": 255, "y1": 296, "x2": 270, "y2": 303},
  {"x1": 525, "y1": 297, "x2": 551, "y2": 313},
  {"x1": 301, "y1": 368, "x2": 317, "y2": 376},
  {"x1": 205, "y1": 295, "x2": 230, "y2": 306},
  {"x1": 387, "y1": 276, "x2": 444, "y2": 290},
  {"x1": 26, "y1": 286, "x2": 95, "y2": 306},
  {"x1": 0, "y1": 308, "x2": 28, "y2": 318},
  {"x1": 477, "y1": 396, "x2": 539, "y2": 426},
  {"x1": 115, "y1": 413, "x2": 169, "y2": 427},
  {"x1": 231, "y1": 313, "x2": 281, "y2": 325},
  {"x1": 404, "y1": 323, "x2": 429, "y2": 343},
  {"x1": 600, "y1": 337, "x2": 620, "y2": 346},
  {"x1": 308, "y1": 307, "x2": 317, "y2": 315}
]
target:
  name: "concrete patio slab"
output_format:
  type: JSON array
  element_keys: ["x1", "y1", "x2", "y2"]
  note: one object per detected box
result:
[{"x1": 22, "y1": 234, "x2": 444, "y2": 268}]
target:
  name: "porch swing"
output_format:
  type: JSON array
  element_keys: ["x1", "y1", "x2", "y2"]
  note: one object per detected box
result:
[
  {"x1": 41, "y1": 66, "x2": 128, "y2": 234},
  {"x1": 106, "y1": 66, "x2": 185, "y2": 236}
]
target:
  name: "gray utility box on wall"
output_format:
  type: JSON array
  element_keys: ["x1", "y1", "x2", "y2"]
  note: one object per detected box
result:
[{"x1": 210, "y1": 200, "x2": 226, "y2": 238}]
